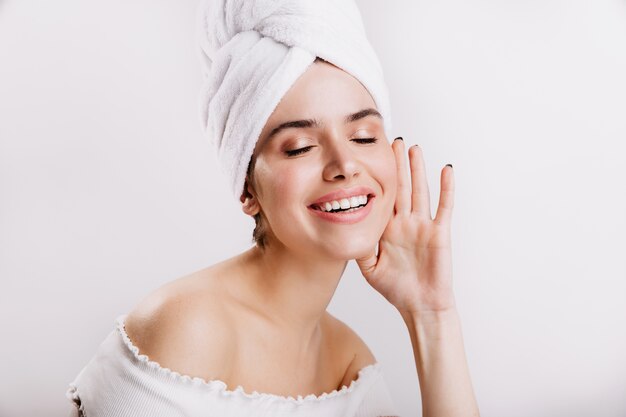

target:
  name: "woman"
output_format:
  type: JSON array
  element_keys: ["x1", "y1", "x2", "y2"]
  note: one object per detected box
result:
[{"x1": 67, "y1": 1, "x2": 480, "y2": 416}]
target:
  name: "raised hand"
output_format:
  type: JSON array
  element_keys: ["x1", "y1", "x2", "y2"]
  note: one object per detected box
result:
[{"x1": 355, "y1": 138, "x2": 456, "y2": 314}]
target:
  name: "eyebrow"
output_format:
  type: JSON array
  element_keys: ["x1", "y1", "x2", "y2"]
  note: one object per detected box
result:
[{"x1": 264, "y1": 108, "x2": 382, "y2": 142}]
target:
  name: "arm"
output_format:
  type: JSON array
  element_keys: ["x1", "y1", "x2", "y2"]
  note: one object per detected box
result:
[
  {"x1": 400, "y1": 308, "x2": 479, "y2": 417},
  {"x1": 354, "y1": 139, "x2": 480, "y2": 416}
]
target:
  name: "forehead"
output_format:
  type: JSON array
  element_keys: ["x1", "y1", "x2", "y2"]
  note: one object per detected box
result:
[{"x1": 259, "y1": 61, "x2": 378, "y2": 140}]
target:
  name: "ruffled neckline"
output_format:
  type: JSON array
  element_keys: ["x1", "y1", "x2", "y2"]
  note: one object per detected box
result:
[{"x1": 114, "y1": 314, "x2": 381, "y2": 405}]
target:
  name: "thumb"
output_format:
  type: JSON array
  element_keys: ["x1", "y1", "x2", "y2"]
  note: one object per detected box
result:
[{"x1": 355, "y1": 245, "x2": 379, "y2": 277}]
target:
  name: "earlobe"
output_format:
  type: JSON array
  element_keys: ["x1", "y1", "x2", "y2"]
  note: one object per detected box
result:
[
  {"x1": 240, "y1": 182, "x2": 260, "y2": 216},
  {"x1": 241, "y1": 197, "x2": 259, "y2": 216}
]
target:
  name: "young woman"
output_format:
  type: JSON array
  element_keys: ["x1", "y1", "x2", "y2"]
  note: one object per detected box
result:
[{"x1": 67, "y1": 1, "x2": 480, "y2": 416}]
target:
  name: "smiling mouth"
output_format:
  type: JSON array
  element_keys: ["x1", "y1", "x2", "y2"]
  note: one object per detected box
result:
[{"x1": 309, "y1": 194, "x2": 374, "y2": 213}]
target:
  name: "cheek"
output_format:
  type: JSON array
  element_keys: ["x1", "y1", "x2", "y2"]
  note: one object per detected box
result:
[
  {"x1": 371, "y1": 148, "x2": 397, "y2": 192},
  {"x1": 256, "y1": 161, "x2": 317, "y2": 213},
  {"x1": 270, "y1": 168, "x2": 302, "y2": 201}
]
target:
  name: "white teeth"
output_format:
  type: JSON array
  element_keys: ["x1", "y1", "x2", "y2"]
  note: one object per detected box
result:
[{"x1": 315, "y1": 194, "x2": 370, "y2": 212}]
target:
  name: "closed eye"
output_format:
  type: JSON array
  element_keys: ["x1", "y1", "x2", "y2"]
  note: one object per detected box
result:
[
  {"x1": 352, "y1": 137, "x2": 378, "y2": 144},
  {"x1": 285, "y1": 137, "x2": 378, "y2": 157},
  {"x1": 285, "y1": 146, "x2": 314, "y2": 157}
]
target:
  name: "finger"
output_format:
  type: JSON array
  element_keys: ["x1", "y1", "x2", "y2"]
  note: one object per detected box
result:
[
  {"x1": 434, "y1": 164, "x2": 455, "y2": 225},
  {"x1": 355, "y1": 247, "x2": 378, "y2": 277},
  {"x1": 393, "y1": 138, "x2": 411, "y2": 215},
  {"x1": 409, "y1": 145, "x2": 431, "y2": 218}
]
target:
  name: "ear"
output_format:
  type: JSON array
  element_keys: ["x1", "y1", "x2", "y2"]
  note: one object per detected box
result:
[{"x1": 240, "y1": 179, "x2": 260, "y2": 217}]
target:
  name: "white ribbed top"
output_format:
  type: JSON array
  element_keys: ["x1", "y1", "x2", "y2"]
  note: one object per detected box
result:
[{"x1": 66, "y1": 315, "x2": 400, "y2": 417}]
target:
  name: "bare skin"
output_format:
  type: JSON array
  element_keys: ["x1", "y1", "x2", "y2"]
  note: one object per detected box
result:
[{"x1": 123, "y1": 257, "x2": 374, "y2": 397}]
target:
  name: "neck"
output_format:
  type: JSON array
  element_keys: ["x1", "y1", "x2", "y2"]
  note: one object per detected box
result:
[{"x1": 231, "y1": 243, "x2": 348, "y2": 347}]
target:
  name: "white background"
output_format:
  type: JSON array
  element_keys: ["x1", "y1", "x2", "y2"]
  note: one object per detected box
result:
[{"x1": 1, "y1": 0, "x2": 625, "y2": 416}]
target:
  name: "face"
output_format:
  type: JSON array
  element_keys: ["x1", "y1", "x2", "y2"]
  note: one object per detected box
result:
[{"x1": 241, "y1": 60, "x2": 397, "y2": 260}]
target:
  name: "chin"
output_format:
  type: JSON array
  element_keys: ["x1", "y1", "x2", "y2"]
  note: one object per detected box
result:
[{"x1": 320, "y1": 237, "x2": 378, "y2": 261}]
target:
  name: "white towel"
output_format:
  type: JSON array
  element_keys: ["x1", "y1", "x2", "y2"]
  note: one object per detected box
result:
[{"x1": 196, "y1": 0, "x2": 393, "y2": 201}]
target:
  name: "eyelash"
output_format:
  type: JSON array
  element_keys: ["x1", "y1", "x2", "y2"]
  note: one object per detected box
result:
[{"x1": 285, "y1": 137, "x2": 378, "y2": 157}]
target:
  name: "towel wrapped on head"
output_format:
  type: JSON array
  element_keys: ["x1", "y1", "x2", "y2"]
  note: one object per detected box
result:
[{"x1": 196, "y1": 0, "x2": 392, "y2": 201}]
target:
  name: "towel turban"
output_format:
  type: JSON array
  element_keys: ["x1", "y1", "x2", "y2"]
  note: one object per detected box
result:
[{"x1": 196, "y1": 0, "x2": 392, "y2": 201}]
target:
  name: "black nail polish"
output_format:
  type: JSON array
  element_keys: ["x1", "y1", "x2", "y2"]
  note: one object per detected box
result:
[
  {"x1": 394, "y1": 136, "x2": 403, "y2": 141},
  {"x1": 446, "y1": 164, "x2": 453, "y2": 168}
]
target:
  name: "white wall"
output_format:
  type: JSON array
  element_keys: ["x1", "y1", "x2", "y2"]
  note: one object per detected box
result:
[{"x1": 1, "y1": 0, "x2": 625, "y2": 416}]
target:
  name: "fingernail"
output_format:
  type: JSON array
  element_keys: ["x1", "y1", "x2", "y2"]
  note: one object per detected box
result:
[
  {"x1": 446, "y1": 164, "x2": 453, "y2": 168},
  {"x1": 394, "y1": 136, "x2": 403, "y2": 141}
]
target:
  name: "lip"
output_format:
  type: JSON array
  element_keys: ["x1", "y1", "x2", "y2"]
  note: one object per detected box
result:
[
  {"x1": 308, "y1": 185, "x2": 376, "y2": 208},
  {"x1": 308, "y1": 195, "x2": 375, "y2": 224}
]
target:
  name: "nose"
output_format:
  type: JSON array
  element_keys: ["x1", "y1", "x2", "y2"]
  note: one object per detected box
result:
[{"x1": 321, "y1": 133, "x2": 361, "y2": 182}]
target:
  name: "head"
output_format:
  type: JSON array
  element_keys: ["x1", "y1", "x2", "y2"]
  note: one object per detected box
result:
[{"x1": 240, "y1": 58, "x2": 397, "y2": 259}]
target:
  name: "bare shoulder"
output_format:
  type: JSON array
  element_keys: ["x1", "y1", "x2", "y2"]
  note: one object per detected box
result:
[
  {"x1": 323, "y1": 312, "x2": 377, "y2": 386},
  {"x1": 124, "y1": 268, "x2": 236, "y2": 381}
]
